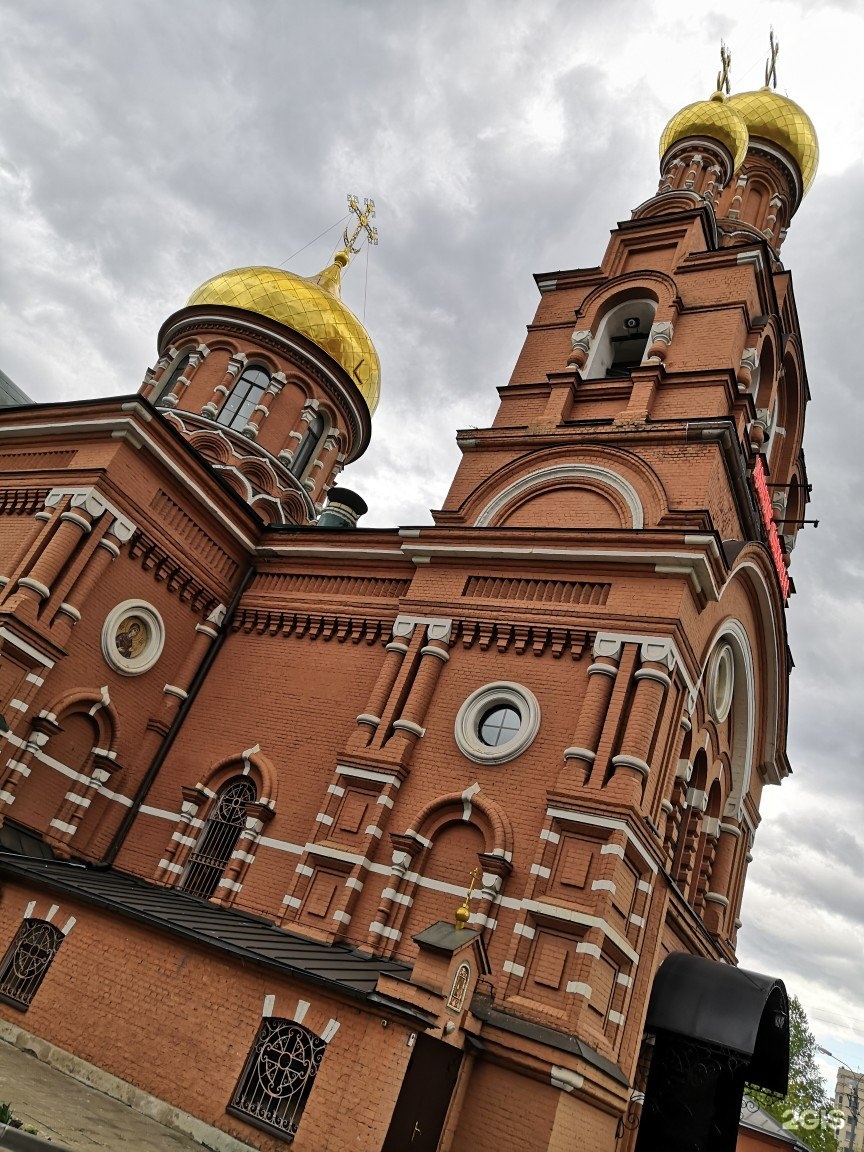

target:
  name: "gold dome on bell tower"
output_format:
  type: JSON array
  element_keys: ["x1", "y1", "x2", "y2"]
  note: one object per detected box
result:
[
  {"x1": 729, "y1": 31, "x2": 819, "y2": 196},
  {"x1": 659, "y1": 44, "x2": 749, "y2": 176}
]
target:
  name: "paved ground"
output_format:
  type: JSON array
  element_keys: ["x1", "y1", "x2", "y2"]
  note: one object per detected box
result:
[{"x1": 0, "y1": 1040, "x2": 204, "y2": 1151}]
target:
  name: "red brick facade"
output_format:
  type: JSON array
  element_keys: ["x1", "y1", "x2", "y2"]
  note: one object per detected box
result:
[{"x1": 0, "y1": 83, "x2": 815, "y2": 1151}]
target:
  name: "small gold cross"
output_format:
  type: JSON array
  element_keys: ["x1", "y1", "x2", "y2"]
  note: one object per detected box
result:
[
  {"x1": 765, "y1": 29, "x2": 779, "y2": 90},
  {"x1": 716, "y1": 42, "x2": 731, "y2": 96},
  {"x1": 343, "y1": 194, "x2": 379, "y2": 255}
]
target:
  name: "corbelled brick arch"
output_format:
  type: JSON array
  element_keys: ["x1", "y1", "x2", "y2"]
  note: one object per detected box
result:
[
  {"x1": 154, "y1": 747, "x2": 276, "y2": 904},
  {"x1": 369, "y1": 788, "x2": 513, "y2": 958},
  {"x1": 0, "y1": 686, "x2": 121, "y2": 857},
  {"x1": 457, "y1": 443, "x2": 669, "y2": 531}
]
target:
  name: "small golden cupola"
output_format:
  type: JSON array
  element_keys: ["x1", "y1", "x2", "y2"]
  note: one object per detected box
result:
[
  {"x1": 186, "y1": 249, "x2": 381, "y2": 415},
  {"x1": 659, "y1": 44, "x2": 750, "y2": 199},
  {"x1": 142, "y1": 196, "x2": 381, "y2": 528},
  {"x1": 722, "y1": 33, "x2": 818, "y2": 245}
]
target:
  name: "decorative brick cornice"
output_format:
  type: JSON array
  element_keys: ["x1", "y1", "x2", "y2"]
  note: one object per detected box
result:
[
  {"x1": 128, "y1": 531, "x2": 221, "y2": 617},
  {"x1": 231, "y1": 608, "x2": 386, "y2": 645},
  {"x1": 453, "y1": 619, "x2": 588, "y2": 659}
]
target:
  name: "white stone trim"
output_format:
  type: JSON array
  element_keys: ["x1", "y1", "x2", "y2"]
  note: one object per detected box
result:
[
  {"x1": 474, "y1": 465, "x2": 645, "y2": 529},
  {"x1": 454, "y1": 682, "x2": 541, "y2": 766},
  {"x1": 551, "y1": 1066, "x2": 584, "y2": 1093},
  {"x1": 101, "y1": 600, "x2": 165, "y2": 677},
  {"x1": 546, "y1": 806, "x2": 659, "y2": 874}
]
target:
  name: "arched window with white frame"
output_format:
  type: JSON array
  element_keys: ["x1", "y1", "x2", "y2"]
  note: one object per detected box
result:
[
  {"x1": 583, "y1": 299, "x2": 657, "y2": 380},
  {"x1": 217, "y1": 365, "x2": 271, "y2": 432},
  {"x1": 154, "y1": 352, "x2": 192, "y2": 407}
]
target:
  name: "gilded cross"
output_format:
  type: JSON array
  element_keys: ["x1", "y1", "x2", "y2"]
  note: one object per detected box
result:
[
  {"x1": 455, "y1": 866, "x2": 482, "y2": 930},
  {"x1": 716, "y1": 42, "x2": 731, "y2": 96},
  {"x1": 765, "y1": 29, "x2": 779, "y2": 89},
  {"x1": 343, "y1": 194, "x2": 379, "y2": 254}
]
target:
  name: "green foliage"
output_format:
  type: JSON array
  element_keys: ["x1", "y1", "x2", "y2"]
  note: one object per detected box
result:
[
  {"x1": 750, "y1": 996, "x2": 840, "y2": 1152},
  {"x1": 0, "y1": 1102, "x2": 12, "y2": 1125}
]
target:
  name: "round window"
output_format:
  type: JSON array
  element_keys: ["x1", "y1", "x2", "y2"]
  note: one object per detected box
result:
[
  {"x1": 455, "y1": 683, "x2": 540, "y2": 765},
  {"x1": 479, "y1": 706, "x2": 522, "y2": 747},
  {"x1": 101, "y1": 600, "x2": 165, "y2": 676},
  {"x1": 709, "y1": 643, "x2": 735, "y2": 723}
]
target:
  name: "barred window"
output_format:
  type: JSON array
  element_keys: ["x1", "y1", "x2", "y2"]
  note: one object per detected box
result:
[
  {"x1": 228, "y1": 1018, "x2": 325, "y2": 1140},
  {"x1": 180, "y1": 777, "x2": 256, "y2": 900},
  {"x1": 0, "y1": 919, "x2": 63, "y2": 1010}
]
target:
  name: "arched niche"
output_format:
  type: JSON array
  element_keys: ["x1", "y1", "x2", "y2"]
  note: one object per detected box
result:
[{"x1": 583, "y1": 298, "x2": 658, "y2": 381}]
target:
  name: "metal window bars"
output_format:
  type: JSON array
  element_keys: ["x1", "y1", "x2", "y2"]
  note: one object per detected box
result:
[
  {"x1": 0, "y1": 919, "x2": 63, "y2": 1009},
  {"x1": 179, "y1": 777, "x2": 256, "y2": 899},
  {"x1": 228, "y1": 1018, "x2": 326, "y2": 1139}
]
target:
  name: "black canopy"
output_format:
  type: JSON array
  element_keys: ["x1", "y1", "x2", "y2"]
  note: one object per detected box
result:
[{"x1": 645, "y1": 952, "x2": 789, "y2": 1094}]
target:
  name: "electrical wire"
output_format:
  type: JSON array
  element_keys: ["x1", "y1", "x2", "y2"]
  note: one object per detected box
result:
[{"x1": 277, "y1": 214, "x2": 351, "y2": 269}]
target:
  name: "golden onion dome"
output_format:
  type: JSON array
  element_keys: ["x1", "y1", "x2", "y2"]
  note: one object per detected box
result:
[
  {"x1": 660, "y1": 92, "x2": 749, "y2": 174},
  {"x1": 727, "y1": 88, "x2": 819, "y2": 194},
  {"x1": 186, "y1": 252, "x2": 380, "y2": 413}
]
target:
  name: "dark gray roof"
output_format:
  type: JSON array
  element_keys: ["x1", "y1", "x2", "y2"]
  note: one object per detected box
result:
[
  {"x1": 470, "y1": 992, "x2": 628, "y2": 1085},
  {"x1": 0, "y1": 855, "x2": 425, "y2": 1018},
  {"x1": 740, "y1": 1097, "x2": 809, "y2": 1148},
  {"x1": 0, "y1": 369, "x2": 31, "y2": 408}
]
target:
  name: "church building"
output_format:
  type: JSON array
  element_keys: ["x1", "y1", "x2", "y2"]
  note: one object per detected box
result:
[{"x1": 0, "y1": 53, "x2": 817, "y2": 1152}]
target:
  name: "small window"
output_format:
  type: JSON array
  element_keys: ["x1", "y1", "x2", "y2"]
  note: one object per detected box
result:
[
  {"x1": 155, "y1": 353, "x2": 191, "y2": 406},
  {"x1": 583, "y1": 300, "x2": 657, "y2": 381},
  {"x1": 479, "y1": 706, "x2": 521, "y2": 747},
  {"x1": 217, "y1": 366, "x2": 270, "y2": 432},
  {"x1": 291, "y1": 413, "x2": 326, "y2": 478},
  {"x1": 228, "y1": 1018, "x2": 326, "y2": 1140},
  {"x1": 180, "y1": 777, "x2": 256, "y2": 899},
  {"x1": 0, "y1": 919, "x2": 63, "y2": 1010}
]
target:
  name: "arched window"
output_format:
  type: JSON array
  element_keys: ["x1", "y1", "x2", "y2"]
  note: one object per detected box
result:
[
  {"x1": 155, "y1": 353, "x2": 192, "y2": 407},
  {"x1": 583, "y1": 300, "x2": 657, "y2": 380},
  {"x1": 228, "y1": 1018, "x2": 326, "y2": 1139},
  {"x1": 290, "y1": 412, "x2": 326, "y2": 478},
  {"x1": 217, "y1": 366, "x2": 271, "y2": 432},
  {"x1": 0, "y1": 919, "x2": 64, "y2": 1009},
  {"x1": 180, "y1": 776, "x2": 256, "y2": 899}
]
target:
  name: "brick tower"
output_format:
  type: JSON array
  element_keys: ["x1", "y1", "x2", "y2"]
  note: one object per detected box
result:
[{"x1": 0, "y1": 54, "x2": 816, "y2": 1152}]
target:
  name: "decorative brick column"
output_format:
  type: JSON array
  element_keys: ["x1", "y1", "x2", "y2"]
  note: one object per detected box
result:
[
  {"x1": 159, "y1": 344, "x2": 210, "y2": 409},
  {"x1": 703, "y1": 818, "x2": 741, "y2": 934},
  {"x1": 608, "y1": 640, "x2": 675, "y2": 805},
  {"x1": 347, "y1": 631, "x2": 411, "y2": 749},
  {"x1": 241, "y1": 372, "x2": 286, "y2": 440},
  {"x1": 561, "y1": 635, "x2": 622, "y2": 790},
  {"x1": 11, "y1": 500, "x2": 93, "y2": 612},
  {"x1": 385, "y1": 618, "x2": 452, "y2": 757},
  {"x1": 201, "y1": 353, "x2": 247, "y2": 419},
  {"x1": 45, "y1": 750, "x2": 119, "y2": 856}
]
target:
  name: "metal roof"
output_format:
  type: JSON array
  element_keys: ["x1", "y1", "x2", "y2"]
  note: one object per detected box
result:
[
  {"x1": 0, "y1": 369, "x2": 31, "y2": 408},
  {"x1": 0, "y1": 855, "x2": 422, "y2": 1014},
  {"x1": 740, "y1": 1096, "x2": 809, "y2": 1149}
]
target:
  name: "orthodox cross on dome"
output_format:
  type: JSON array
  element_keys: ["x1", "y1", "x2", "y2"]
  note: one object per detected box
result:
[
  {"x1": 716, "y1": 41, "x2": 732, "y2": 96},
  {"x1": 454, "y1": 865, "x2": 482, "y2": 930},
  {"x1": 765, "y1": 28, "x2": 779, "y2": 89},
  {"x1": 342, "y1": 194, "x2": 379, "y2": 255}
]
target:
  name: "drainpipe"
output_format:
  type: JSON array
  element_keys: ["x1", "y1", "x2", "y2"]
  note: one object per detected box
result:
[{"x1": 103, "y1": 563, "x2": 256, "y2": 867}]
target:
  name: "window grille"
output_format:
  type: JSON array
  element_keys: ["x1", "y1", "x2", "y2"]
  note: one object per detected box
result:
[
  {"x1": 0, "y1": 919, "x2": 63, "y2": 1009},
  {"x1": 180, "y1": 777, "x2": 256, "y2": 899},
  {"x1": 228, "y1": 1018, "x2": 326, "y2": 1140},
  {"x1": 217, "y1": 366, "x2": 270, "y2": 431}
]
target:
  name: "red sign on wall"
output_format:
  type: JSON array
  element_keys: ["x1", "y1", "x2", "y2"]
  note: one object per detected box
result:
[{"x1": 753, "y1": 456, "x2": 790, "y2": 600}]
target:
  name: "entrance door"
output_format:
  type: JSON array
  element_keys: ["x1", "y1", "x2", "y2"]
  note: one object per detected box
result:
[{"x1": 381, "y1": 1034, "x2": 463, "y2": 1152}]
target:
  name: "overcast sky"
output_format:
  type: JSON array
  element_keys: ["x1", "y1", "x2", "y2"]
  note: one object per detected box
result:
[{"x1": 1, "y1": 0, "x2": 862, "y2": 1091}]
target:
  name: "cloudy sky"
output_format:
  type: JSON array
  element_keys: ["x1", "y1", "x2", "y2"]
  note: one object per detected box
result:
[{"x1": 1, "y1": 0, "x2": 863, "y2": 1090}]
